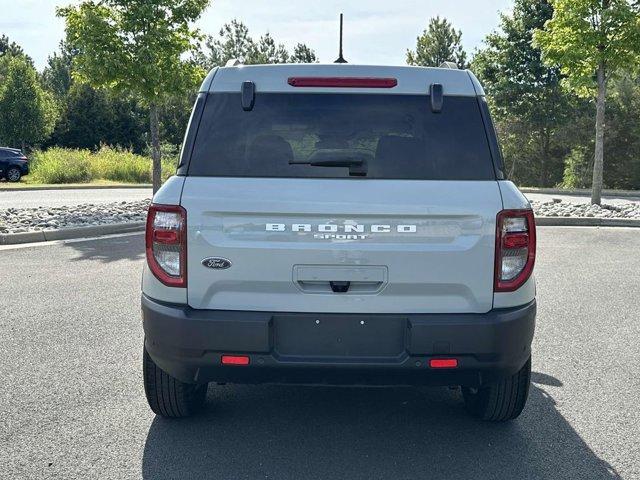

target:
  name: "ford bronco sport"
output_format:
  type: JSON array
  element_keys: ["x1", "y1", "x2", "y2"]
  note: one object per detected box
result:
[{"x1": 142, "y1": 63, "x2": 536, "y2": 421}]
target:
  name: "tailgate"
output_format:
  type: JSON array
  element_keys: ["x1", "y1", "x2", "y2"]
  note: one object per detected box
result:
[{"x1": 181, "y1": 177, "x2": 502, "y2": 314}]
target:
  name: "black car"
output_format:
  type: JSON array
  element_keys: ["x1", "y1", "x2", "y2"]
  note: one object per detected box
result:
[{"x1": 0, "y1": 147, "x2": 29, "y2": 182}]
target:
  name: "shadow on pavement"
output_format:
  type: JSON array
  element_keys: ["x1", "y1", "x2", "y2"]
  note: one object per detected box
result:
[
  {"x1": 64, "y1": 232, "x2": 144, "y2": 263},
  {"x1": 141, "y1": 372, "x2": 619, "y2": 480}
]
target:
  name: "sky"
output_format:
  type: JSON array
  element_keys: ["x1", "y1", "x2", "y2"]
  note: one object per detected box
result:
[{"x1": 1, "y1": 0, "x2": 513, "y2": 71}]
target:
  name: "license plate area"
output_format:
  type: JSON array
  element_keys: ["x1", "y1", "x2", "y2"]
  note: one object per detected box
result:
[{"x1": 273, "y1": 314, "x2": 407, "y2": 359}]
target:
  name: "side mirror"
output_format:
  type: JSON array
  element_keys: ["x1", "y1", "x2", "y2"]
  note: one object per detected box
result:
[{"x1": 430, "y1": 83, "x2": 443, "y2": 113}]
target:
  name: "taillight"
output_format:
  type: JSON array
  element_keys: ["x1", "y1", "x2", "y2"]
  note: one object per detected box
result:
[
  {"x1": 146, "y1": 204, "x2": 187, "y2": 287},
  {"x1": 494, "y1": 209, "x2": 536, "y2": 292},
  {"x1": 287, "y1": 77, "x2": 398, "y2": 88}
]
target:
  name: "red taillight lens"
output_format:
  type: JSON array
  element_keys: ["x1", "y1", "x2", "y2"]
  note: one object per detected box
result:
[
  {"x1": 287, "y1": 77, "x2": 398, "y2": 88},
  {"x1": 494, "y1": 209, "x2": 536, "y2": 292},
  {"x1": 146, "y1": 204, "x2": 187, "y2": 288}
]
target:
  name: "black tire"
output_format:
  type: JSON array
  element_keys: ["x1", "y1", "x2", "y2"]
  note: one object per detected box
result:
[
  {"x1": 462, "y1": 356, "x2": 531, "y2": 422},
  {"x1": 143, "y1": 345, "x2": 208, "y2": 418},
  {"x1": 6, "y1": 167, "x2": 21, "y2": 182}
]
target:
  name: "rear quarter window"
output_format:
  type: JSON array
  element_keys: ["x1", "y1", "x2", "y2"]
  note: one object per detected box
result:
[{"x1": 187, "y1": 93, "x2": 496, "y2": 180}]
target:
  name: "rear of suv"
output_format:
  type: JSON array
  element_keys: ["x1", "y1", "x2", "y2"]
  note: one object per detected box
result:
[{"x1": 142, "y1": 64, "x2": 536, "y2": 421}]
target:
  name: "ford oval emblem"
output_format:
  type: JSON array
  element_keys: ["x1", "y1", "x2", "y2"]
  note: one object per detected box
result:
[{"x1": 201, "y1": 257, "x2": 232, "y2": 270}]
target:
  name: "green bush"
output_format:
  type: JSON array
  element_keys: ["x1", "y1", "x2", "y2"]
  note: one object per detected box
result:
[
  {"x1": 28, "y1": 145, "x2": 179, "y2": 184},
  {"x1": 30, "y1": 148, "x2": 93, "y2": 183},
  {"x1": 91, "y1": 145, "x2": 151, "y2": 183},
  {"x1": 561, "y1": 146, "x2": 593, "y2": 189}
]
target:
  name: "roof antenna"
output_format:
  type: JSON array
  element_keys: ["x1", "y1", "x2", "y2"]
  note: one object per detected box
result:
[{"x1": 334, "y1": 13, "x2": 347, "y2": 63}]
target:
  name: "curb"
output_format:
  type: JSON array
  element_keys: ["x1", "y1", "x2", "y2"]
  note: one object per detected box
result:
[
  {"x1": 0, "y1": 222, "x2": 145, "y2": 245},
  {"x1": 521, "y1": 187, "x2": 640, "y2": 199},
  {"x1": 535, "y1": 216, "x2": 640, "y2": 228},
  {"x1": 0, "y1": 184, "x2": 152, "y2": 192}
]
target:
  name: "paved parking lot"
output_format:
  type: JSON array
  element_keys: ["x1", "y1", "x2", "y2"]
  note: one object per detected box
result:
[{"x1": 1, "y1": 227, "x2": 639, "y2": 479}]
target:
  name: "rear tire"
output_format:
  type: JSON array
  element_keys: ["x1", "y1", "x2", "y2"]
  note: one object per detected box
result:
[
  {"x1": 143, "y1": 344, "x2": 208, "y2": 418},
  {"x1": 6, "y1": 167, "x2": 21, "y2": 182},
  {"x1": 462, "y1": 356, "x2": 531, "y2": 422}
]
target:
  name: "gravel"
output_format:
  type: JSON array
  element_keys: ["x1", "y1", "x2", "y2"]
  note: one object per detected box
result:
[
  {"x1": 0, "y1": 200, "x2": 150, "y2": 234},
  {"x1": 0, "y1": 197, "x2": 639, "y2": 235},
  {"x1": 530, "y1": 198, "x2": 640, "y2": 219}
]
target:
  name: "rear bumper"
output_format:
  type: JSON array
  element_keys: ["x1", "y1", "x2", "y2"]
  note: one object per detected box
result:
[{"x1": 142, "y1": 294, "x2": 535, "y2": 387}]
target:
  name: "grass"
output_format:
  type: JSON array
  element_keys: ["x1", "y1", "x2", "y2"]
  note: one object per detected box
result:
[
  {"x1": 0, "y1": 180, "x2": 151, "y2": 189},
  {"x1": 19, "y1": 146, "x2": 178, "y2": 186}
]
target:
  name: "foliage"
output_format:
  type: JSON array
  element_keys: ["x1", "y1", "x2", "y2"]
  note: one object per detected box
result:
[
  {"x1": 407, "y1": 16, "x2": 467, "y2": 68},
  {"x1": 0, "y1": 34, "x2": 34, "y2": 83},
  {"x1": 0, "y1": 34, "x2": 29, "y2": 59},
  {"x1": 290, "y1": 43, "x2": 318, "y2": 63},
  {"x1": 58, "y1": 0, "x2": 209, "y2": 100},
  {"x1": 534, "y1": 0, "x2": 640, "y2": 98},
  {"x1": 41, "y1": 42, "x2": 75, "y2": 99},
  {"x1": 603, "y1": 74, "x2": 640, "y2": 189},
  {"x1": 561, "y1": 145, "x2": 592, "y2": 188},
  {"x1": 29, "y1": 146, "x2": 177, "y2": 184},
  {"x1": 202, "y1": 19, "x2": 318, "y2": 67},
  {"x1": 248, "y1": 33, "x2": 290, "y2": 64},
  {"x1": 58, "y1": 0, "x2": 210, "y2": 191},
  {"x1": 48, "y1": 83, "x2": 148, "y2": 152},
  {"x1": 472, "y1": 0, "x2": 577, "y2": 187},
  {"x1": 30, "y1": 147, "x2": 92, "y2": 183},
  {"x1": 534, "y1": 0, "x2": 640, "y2": 203},
  {"x1": 0, "y1": 56, "x2": 57, "y2": 149},
  {"x1": 204, "y1": 19, "x2": 254, "y2": 66}
]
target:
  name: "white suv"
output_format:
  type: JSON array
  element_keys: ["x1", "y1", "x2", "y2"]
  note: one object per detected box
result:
[{"x1": 141, "y1": 63, "x2": 536, "y2": 421}]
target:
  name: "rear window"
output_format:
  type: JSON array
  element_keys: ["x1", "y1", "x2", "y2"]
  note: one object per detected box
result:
[{"x1": 188, "y1": 93, "x2": 495, "y2": 180}]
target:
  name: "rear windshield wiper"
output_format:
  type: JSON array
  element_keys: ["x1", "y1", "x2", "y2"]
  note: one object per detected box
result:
[{"x1": 294, "y1": 149, "x2": 370, "y2": 176}]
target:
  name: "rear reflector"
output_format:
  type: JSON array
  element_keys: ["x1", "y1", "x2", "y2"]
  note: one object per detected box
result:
[
  {"x1": 429, "y1": 358, "x2": 458, "y2": 369},
  {"x1": 221, "y1": 355, "x2": 250, "y2": 366},
  {"x1": 288, "y1": 77, "x2": 398, "y2": 88}
]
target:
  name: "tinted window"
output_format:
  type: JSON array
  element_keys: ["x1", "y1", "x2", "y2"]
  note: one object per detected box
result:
[
  {"x1": 1, "y1": 149, "x2": 20, "y2": 158},
  {"x1": 188, "y1": 93, "x2": 495, "y2": 180}
]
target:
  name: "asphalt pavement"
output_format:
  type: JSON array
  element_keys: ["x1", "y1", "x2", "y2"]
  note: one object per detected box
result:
[
  {"x1": 1, "y1": 227, "x2": 639, "y2": 479},
  {"x1": 0, "y1": 188, "x2": 152, "y2": 209}
]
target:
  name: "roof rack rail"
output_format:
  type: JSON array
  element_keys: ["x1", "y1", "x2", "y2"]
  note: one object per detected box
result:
[
  {"x1": 439, "y1": 61, "x2": 459, "y2": 69},
  {"x1": 225, "y1": 58, "x2": 243, "y2": 67}
]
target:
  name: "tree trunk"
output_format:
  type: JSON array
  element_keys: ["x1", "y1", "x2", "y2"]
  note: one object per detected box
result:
[
  {"x1": 149, "y1": 102, "x2": 162, "y2": 194},
  {"x1": 591, "y1": 62, "x2": 606, "y2": 205}
]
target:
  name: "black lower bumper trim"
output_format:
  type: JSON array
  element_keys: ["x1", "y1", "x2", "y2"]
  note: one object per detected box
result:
[{"x1": 142, "y1": 295, "x2": 535, "y2": 387}]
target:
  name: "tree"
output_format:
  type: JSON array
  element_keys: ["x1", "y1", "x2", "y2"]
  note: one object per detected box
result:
[
  {"x1": 534, "y1": 0, "x2": 640, "y2": 204},
  {"x1": 42, "y1": 42, "x2": 75, "y2": 100},
  {"x1": 407, "y1": 16, "x2": 467, "y2": 68},
  {"x1": 50, "y1": 83, "x2": 112, "y2": 149},
  {"x1": 247, "y1": 33, "x2": 289, "y2": 64},
  {"x1": 0, "y1": 56, "x2": 57, "y2": 150},
  {"x1": 202, "y1": 20, "x2": 318, "y2": 67},
  {"x1": 290, "y1": 43, "x2": 318, "y2": 63},
  {"x1": 0, "y1": 34, "x2": 30, "y2": 60},
  {"x1": 472, "y1": 0, "x2": 576, "y2": 186},
  {"x1": 204, "y1": 19, "x2": 255, "y2": 67},
  {"x1": 59, "y1": 0, "x2": 210, "y2": 192},
  {"x1": 0, "y1": 35, "x2": 33, "y2": 81}
]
